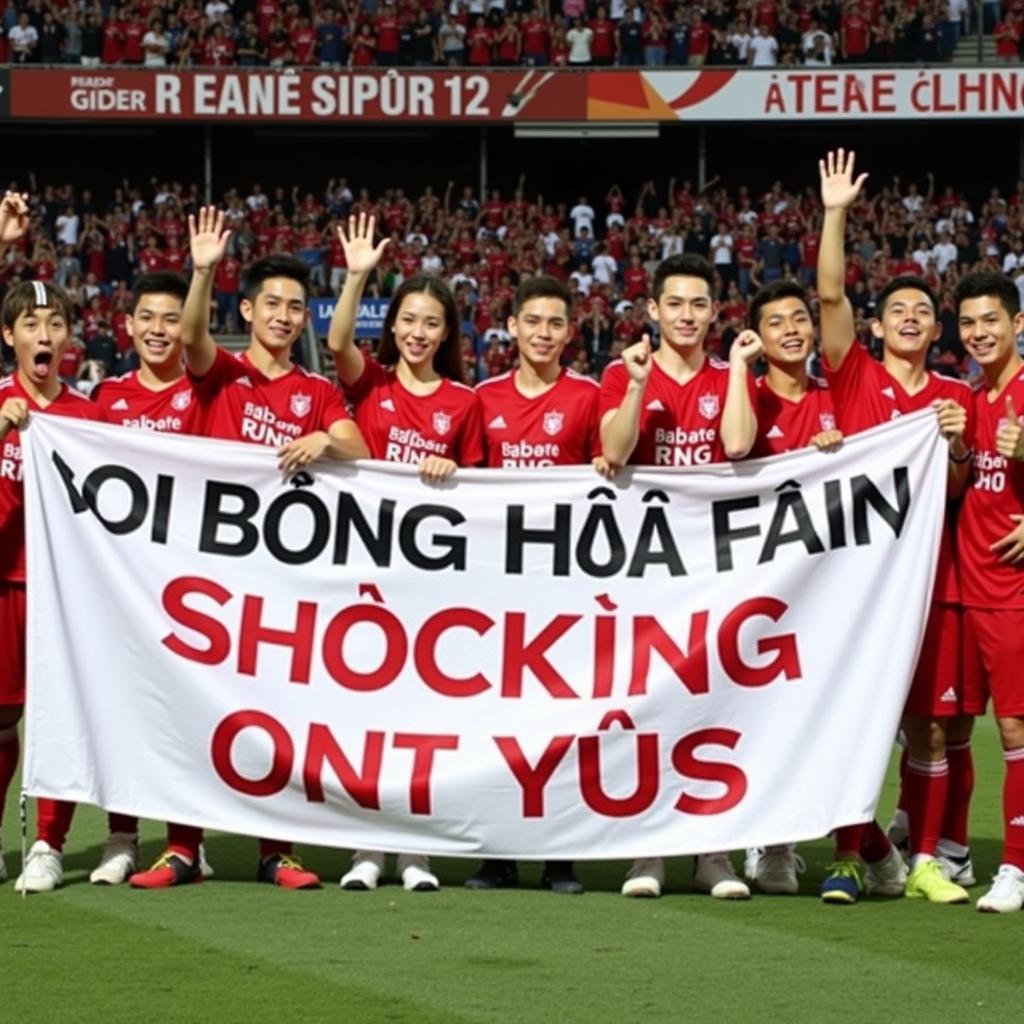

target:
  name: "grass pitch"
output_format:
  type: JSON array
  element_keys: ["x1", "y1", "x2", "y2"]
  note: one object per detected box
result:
[{"x1": 3, "y1": 715, "x2": 1021, "y2": 1024}]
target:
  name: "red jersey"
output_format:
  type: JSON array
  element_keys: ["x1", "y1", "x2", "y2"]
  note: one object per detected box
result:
[
  {"x1": 375, "y1": 15, "x2": 400, "y2": 53},
  {"x1": 689, "y1": 22, "x2": 710, "y2": 56},
  {"x1": 842, "y1": 13, "x2": 868, "y2": 56},
  {"x1": 93, "y1": 371, "x2": 200, "y2": 434},
  {"x1": 623, "y1": 266, "x2": 649, "y2": 300},
  {"x1": 137, "y1": 247, "x2": 165, "y2": 274},
  {"x1": 101, "y1": 22, "x2": 124, "y2": 64},
  {"x1": 0, "y1": 376, "x2": 107, "y2": 584},
  {"x1": 522, "y1": 18, "x2": 549, "y2": 55},
  {"x1": 959, "y1": 367, "x2": 1024, "y2": 609},
  {"x1": 751, "y1": 375, "x2": 835, "y2": 457},
  {"x1": 476, "y1": 369, "x2": 601, "y2": 467},
  {"x1": 193, "y1": 347, "x2": 349, "y2": 446},
  {"x1": 123, "y1": 22, "x2": 145, "y2": 61},
  {"x1": 598, "y1": 357, "x2": 756, "y2": 467},
  {"x1": 590, "y1": 18, "x2": 614, "y2": 57},
  {"x1": 344, "y1": 357, "x2": 485, "y2": 467}
]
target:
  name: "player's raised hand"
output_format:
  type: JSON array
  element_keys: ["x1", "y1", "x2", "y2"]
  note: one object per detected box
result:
[
  {"x1": 819, "y1": 149, "x2": 868, "y2": 211},
  {"x1": 188, "y1": 205, "x2": 231, "y2": 271},
  {"x1": 730, "y1": 329, "x2": 764, "y2": 368},
  {"x1": 0, "y1": 397, "x2": 29, "y2": 433},
  {"x1": 622, "y1": 333, "x2": 653, "y2": 385},
  {"x1": 338, "y1": 212, "x2": 390, "y2": 275},
  {"x1": 996, "y1": 396, "x2": 1024, "y2": 460},
  {"x1": 991, "y1": 514, "x2": 1024, "y2": 564},
  {"x1": 0, "y1": 192, "x2": 29, "y2": 246},
  {"x1": 933, "y1": 398, "x2": 967, "y2": 445}
]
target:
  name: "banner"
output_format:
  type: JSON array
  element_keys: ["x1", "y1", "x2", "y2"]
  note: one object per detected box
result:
[
  {"x1": 7, "y1": 67, "x2": 1024, "y2": 123},
  {"x1": 23, "y1": 412, "x2": 945, "y2": 859},
  {"x1": 308, "y1": 297, "x2": 389, "y2": 339}
]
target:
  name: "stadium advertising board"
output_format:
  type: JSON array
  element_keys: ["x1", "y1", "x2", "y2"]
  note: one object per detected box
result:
[
  {"x1": 22, "y1": 412, "x2": 944, "y2": 857},
  {"x1": 7, "y1": 67, "x2": 1024, "y2": 122},
  {"x1": 309, "y1": 297, "x2": 389, "y2": 339}
]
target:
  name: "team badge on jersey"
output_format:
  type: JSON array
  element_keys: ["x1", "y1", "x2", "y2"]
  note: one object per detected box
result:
[
  {"x1": 819, "y1": 412, "x2": 836, "y2": 431},
  {"x1": 171, "y1": 390, "x2": 193, "y2": 411},
  {"x1": 290, "y1": 393, "x2": 312, "y2": 418},
  {"x1": 433, "y1": 411, "x2": 451, "y2": 436},
  {"x1": 542, "y1": 411, "x2": 564, "y2": 436},
  {"x1": 698, "y1": 394, "x2": 720, "y2": 420}
]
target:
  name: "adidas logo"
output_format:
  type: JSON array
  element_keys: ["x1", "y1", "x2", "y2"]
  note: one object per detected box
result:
[
  {"x1": 488, "y1": 415, "x2": 507, "y2": 429},
  {"x1": 111, "y1": 398, "x2": 129, "y2": 411},
  {"x1": 766, "y1": 425, "x2": 784, "y2": 439},
  {"x1": 646, "y1": 399, "x2": 665, "y2": 411},
  {"x1": 940, "y1": 687, "x2": 957, "y2": 703},
  {"x1": 235, "y1": 375, "x2": 252, "y2": 389},
  {"x1": 1011, "y1": 815, "x2": 1024, "y2": 827},
  {"x1": 881, "y1": 386, "x2": 896, "y2": 399},
  {"x1": 380, "y1": 398, "x2": 396, "y2": 412}
]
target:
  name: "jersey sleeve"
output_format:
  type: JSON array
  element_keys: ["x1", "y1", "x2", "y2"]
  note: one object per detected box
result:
[
  {"x1": 188, "y1": 345, "x2": 239, "y2": 398},
  {"x1": 598, "y1": 361, "x2": 628, "y2": 421},
  {"x1": 821, "y1": 340, "x2": 868, "y2": 417},
  {"x1": 456, "y1": 390, "x2": 486, "y2": 468},
  {"x1": 581, "y1": 385, "x2": 603, "y2": 460},
  {"x1": 315, "y1": 379, "x2": 351, "y2": 431},
  {"x1": 343, "y1": 355, "x2": 388, "y2": 409}
]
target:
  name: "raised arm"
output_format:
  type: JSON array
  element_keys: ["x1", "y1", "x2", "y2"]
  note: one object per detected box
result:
[
  {"x1": 720, "y1": 330, "x2": 763, "y2": 459},
  {"x1": 182, "y1": 205, "x2": 231, "y2": 378},
  {"x1": 818, "y1": 149, "x2": 867, "y2": 370},
  {"x1": 600, "y1": 337, "x2": 652, "y2": 465},
  {"x1": 327, "y1": 212, "x2": 390, "y2": 387},
  {"x1": 0, "y1": 191, "x2": 29, "y2": 262}
]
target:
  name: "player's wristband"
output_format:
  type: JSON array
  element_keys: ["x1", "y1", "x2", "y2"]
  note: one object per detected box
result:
[{"x1": 948, "y1": 446, "x2": 974, "y2": 464}]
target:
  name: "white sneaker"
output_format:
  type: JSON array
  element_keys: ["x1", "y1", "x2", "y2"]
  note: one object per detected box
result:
[
  {"x1": 398, "y1": 853, "x2": 439, "y2": 892},
  {"x1": 977, "y1": 865, "x2": 1024, "y2": 913},
  {"x1": 198, "y1": 843, "x2": 215, "y2": 880},
  {"x1": 754, "y1": 844, "x2": 804, "y2": 895},
  {"x1": 340, "y1": 850, "x2": 385, "y2": 891},
  {"x1": 743, "y1": 847, "x2": 762, "y2": 881},
  {"x1": 14, "y1": 840, "x2": 63, "y2": 893},
  {"x1": 694, "y1": 852, "x2": 751, "y2": 899},
  {"x1": 89, "y1": 832, "x2": 139, "y2": 885},
  {"x1": 936, "y1": 851, "x2": 976, "y2": 887},
  {"x1": 621, "y1": 857, "x2": 664, "y2": 898},
  {"x1": 885, "y1": 810, "x2": 910, "y2": 859},
  {"x1": 864, "y1": 845, "x2": 908, "y2": 896}
]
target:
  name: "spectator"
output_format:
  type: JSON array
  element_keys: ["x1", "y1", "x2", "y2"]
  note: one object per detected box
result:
[
  {"x1": 688, "y1": 10, "x2": 710, "y2": 66},
  {"x1": 841, "y1": 3, "x2": 869, "y2": 62},
  {"x1": 616, "y1": 8, "x2": 643, "y2": 65},
  {"x1": 591, "y1": 6, "x2": 615, "y2": 65},
  {"x1": 748, "y1": 22, "x2": 778, "y2": 65},
  {"x1": 438, "y1": 12, "x2": 466, "y2": 65},
  {"x1": 566, "y1": 14, "x2": 593, "y2": 65},
  {"x1": 9, "y1": 12, "x2": 38, "y2": 62},
  {"x1": 667, "y1": 8, "x2": 687, "y2": 65},
  {"x1": 143, "y1": 19, "x2": 170, "y2": 67},
  {"x1": 730, "y1": 18, "x2": 753, "y2": 63},
  {"x1": 642, "y1": 10, "x2": 667, "y2": 66}
]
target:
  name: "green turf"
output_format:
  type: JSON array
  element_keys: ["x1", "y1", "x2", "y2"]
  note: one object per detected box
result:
[{"x1": 2, "y1": 715, "x2": 1020, "y2": 1024}]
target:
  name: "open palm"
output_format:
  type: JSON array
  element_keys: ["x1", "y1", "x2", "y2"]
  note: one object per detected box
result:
[
  {"x1": 188, "y1": 205, "x2": 231, "y2": 269},
  {"x1": 819, "y1": 149, "x2": 868, "y2": 211},
  {"x1": 338, "y1": 212, "x2": 390, "y2": 274}
]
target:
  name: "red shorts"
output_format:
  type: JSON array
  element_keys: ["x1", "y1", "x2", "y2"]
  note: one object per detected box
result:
[
  {"x1": 962, "y1": 607, "x2": 1024, "y2": 717},
  {"x1": 904, "y1": 603, "x2": 961, "y2": 718},
  {"x1": 0, "y1": 582, "x2": 27, "y2": 706}
]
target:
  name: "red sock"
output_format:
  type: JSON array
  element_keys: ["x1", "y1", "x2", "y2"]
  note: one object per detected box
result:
[
  {"x1": 834, "y1": 824, "x2": 864, "y2": 859},
  {"x1": 108, "y1": 813, "x2": 139, "y2": 835},
  {"x1": 904, "y1": 757, "x2": 949, "y2": 858},
  {"x1": 859, "y1": 820, "x2": 893, "y2": 864},
  {"x1": 1003, "y1": 747, "x2": 1024, "y2": 871},
  {"x1": 36, "y1": 799, "x2": 76, "y2": 851},
  {"x1": 896, "y1": 746, "x2": 909, "y2": 813},
  {"x1": 0, "y1": 726, "x2": 19, "y2": 828},
  {"x1": 942, "y1": 740, "x2": 974, "y2": 848},
  {"x1": 167, "y1": 822, "x2": 203, "y2": 862},
  {"x1": 259, "y1": 838, "x2": 292, "y2": 860}
]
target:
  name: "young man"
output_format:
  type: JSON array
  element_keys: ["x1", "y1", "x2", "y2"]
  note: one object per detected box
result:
[
  {"x1": 176, "y1": 206, "x2": 369, "y2": 891},
  {"x1": 469, "y1": 274, "x2": 602, "y2": 895},
  {"x1": 818, "y1": 149, "x2": 972, "y2": 905},
  {"x1": 599, "y1": 252, "x2": 762, "y2": 900},
  {"x1": 1, "y1": 275, "x2": 108, "y2": 892},
  {"x1": 953, "y1": 271, "x2": 1024, "y2": 913}
]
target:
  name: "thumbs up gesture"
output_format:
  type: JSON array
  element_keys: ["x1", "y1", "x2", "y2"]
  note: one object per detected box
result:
[{"x1": 996, "y1": 396, "x2": 1024, "y2": 461}]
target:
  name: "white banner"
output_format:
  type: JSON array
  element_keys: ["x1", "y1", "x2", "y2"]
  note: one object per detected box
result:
[{"x1": 22, "y1": 411, "x2": 944, "y2": 859}]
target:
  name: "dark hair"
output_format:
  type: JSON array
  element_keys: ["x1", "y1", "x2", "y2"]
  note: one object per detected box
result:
[
  {"x1": 132, "y1": 271, "x2": 187, "y2": 313},
  {"x1": 241, "y1": 255, "x2": 310, "y2": 303},
  {"x1": 652, "y1": 254, "x2": 715, "y2": 301},
  {"x1": 513, "y1": 274, "x2": 574, "y2": 318},
  {"x1": 2, "y1": 280, "x2": 74, "y2": 331},
  {"x1": 875, "y1": 275, "x2": 938, "y2": 319},
  {"x1": 953, "y1": 270, "x2": 1021, "y2": 318},
  {"x1": 748, "y1": 279, "x2": 810, "y2": 331},
  {"x1": 378, "y1": 274, "x2": 466, "y2": 384}
]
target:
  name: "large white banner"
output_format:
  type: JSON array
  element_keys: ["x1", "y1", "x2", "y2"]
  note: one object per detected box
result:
[{"x1": 22, "y1": 411, "x2": 944, "y2": 858}]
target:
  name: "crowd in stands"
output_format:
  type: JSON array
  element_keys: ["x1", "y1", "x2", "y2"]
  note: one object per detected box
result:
[
  {"x1": 1, "y1": 0, "x2": 1021, "y2": 69},
  {"x1": 3, "y1": 168, "x2": 1024, "y2": 384}
]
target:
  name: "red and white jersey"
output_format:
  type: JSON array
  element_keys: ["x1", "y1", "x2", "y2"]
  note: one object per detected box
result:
[
  {"x1": 823, "y1": 340, "x2": 973, "y2": 604},
  {"x1": 192, "y1": 347, "x2": 349, "y2": 446},
  {"x1": 0, "y1": 375, "x2": 107, "y2": 584},
  {"x1": 752, "y1": 375, "x2": 835, "y2": 457},
  {"x1": 598, "y1": 356, "x2": 756, "y2": 467},
  {"x1": 476, "y1": 368, "x2": 601, "y2": 467},
  {"x1": 345, "y1": 357, "x2": 485, "y2": 467},
  {"x1": 959, "y1": 366, "x2": 1024, "y2": 610},
  {"x1": 93, "y1": 370, "x2": 200, "y2": 435}
]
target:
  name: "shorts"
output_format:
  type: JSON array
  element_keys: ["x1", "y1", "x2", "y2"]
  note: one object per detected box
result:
[
  {"x1": 0, "y1": 582, "x2": 27, "y2": 706},
  {"x1": 904, "y1": 603, "x2": 961, "y2": 718},
  {"x1": 962, "y1": 607, "x2": 1024, "y2": 718}
]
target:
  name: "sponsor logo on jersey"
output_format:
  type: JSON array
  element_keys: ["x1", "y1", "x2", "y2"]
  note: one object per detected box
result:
[
  {"x1": 433, "y1": 411, "x2": 451, "y2": 436},
  {"x1": 488, "y1": 415, "x2": 507, "y2": 429},
  {"x1": 171, "y1": 390, "x2": 192, "y2": 411},
  {"x1": 290, "y1": 393, "x2": 312, "y2": 418},
  {"x1": 819, "y1": 412, "x2": 836, "y2": 431},
  {"x1": 698, "y1": 394, "x2": 720, "y2": 420},
  {"x1": 543, "y1": 410, "x2": 564, "y2": 436},
  {"x1": 111, "y1": 398, "x2": 129, "y2": 411},
  {"x1": 765, "y1": 425, "x2": 784, "y2": 439}
]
